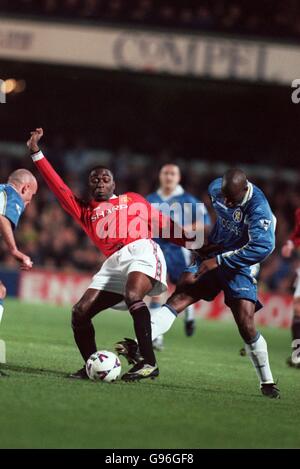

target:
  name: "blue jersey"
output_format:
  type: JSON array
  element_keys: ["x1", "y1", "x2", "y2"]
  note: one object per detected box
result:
[
  {"x1": 0, "y1": 184, "x2": 25, "y2": 229},
  {"x1": 147, "y1": 186, "x2": 210, "y2": 248},
  {"x1": 208, "y1": 178, "x2": 275, "y2": 273},
  {"x1": 147, "y1": 185, "x2": 210, "y2": 283}
]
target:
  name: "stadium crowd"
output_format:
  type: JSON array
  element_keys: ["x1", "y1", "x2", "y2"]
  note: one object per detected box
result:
[
  {"x1": 0, "y1": 142, "x2": 299, "y2": 294},
  {"x1": 1, "y1": 0, "x2": 300, "y2": 39}
]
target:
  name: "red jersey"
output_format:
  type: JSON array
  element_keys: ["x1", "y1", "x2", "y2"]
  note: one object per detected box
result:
[
  {"x1": 290, "y1": 208, "x2": 300, "y2": 247},
  {"x1": 32, "y1": 151, "x2": 190, "y2": 258}
]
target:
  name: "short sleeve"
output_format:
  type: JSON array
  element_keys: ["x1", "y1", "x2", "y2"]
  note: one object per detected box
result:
[{"x1": 0, "y1": 188, "x2": 23, "y2": 228}]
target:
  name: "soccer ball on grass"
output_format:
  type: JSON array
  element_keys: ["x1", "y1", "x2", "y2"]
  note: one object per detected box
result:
[{"x1": 86, "y1": 350, "x2": 121, "y2": 382}]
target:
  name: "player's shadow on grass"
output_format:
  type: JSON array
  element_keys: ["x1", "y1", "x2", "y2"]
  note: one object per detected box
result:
[{"x1": 0, "y1": 363, "x2": 68, "y2": 378}]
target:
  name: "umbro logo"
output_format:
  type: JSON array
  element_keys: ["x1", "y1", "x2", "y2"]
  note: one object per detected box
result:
[{"x1": 259, "y1": 219, "x2": 271, "y2": 231}]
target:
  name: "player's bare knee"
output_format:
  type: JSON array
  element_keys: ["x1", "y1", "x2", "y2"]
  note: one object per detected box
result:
[
  {"x1": 124, "y1": 290, "x2": 141, "y2": 306},
  {"x1": 71, "y1": 302, "x2": 89, "y2": 328},
  {"x1": 0, "y1": 282, "x2": 7, "y2": 300},
  {"x1": 294, "y1": 297, "x2": 300, "y2": 317}
]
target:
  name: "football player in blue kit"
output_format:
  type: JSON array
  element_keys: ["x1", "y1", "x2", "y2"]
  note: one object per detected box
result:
[
  {"x1": 146, "y1": 164, "x2": 211, "y2": 349},
  {"x1": 0, "y1": 169, "x2": 37, "y2": 375},
  {"x1": 117, "y1": 168, "x2": 280, "y2": 398}
]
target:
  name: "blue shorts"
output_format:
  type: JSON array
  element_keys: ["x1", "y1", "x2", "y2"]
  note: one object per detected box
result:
[
  {"x1": 162, "y1": 246, "x2": 191, "y2": 284},
  {"x1": 184, "y1": 261, "x2": 262, "y2": 311}
]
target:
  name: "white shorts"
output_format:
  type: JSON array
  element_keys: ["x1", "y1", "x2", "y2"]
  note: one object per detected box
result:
[
  {"x1": 294, "y1": 268, "x2": 300, "y2": 298},
  {"x1": 88, "y1": 239, "x2": 167, "y2": 297}
]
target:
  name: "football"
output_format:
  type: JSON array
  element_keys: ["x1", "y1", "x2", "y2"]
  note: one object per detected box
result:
[{"x1": 86, "y1": 351, "x2": 122, "y2": 382}]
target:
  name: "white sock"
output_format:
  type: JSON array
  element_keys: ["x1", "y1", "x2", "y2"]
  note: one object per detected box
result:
[
  {"x1": 149, "y1": 303, "x2": 164, "y2": 344},
  {"x1": 150, "y1": 304, "x2": 177, "y2": 342},
  {"x1": 245, "y1": 333, "x2": 274, "y2": 385},
  {"x1": 0, "y1": 305, "x2": 3, "y2": 323},
  {"x1": 185, "y1": 304, "x2": 194, "y2": 322}
]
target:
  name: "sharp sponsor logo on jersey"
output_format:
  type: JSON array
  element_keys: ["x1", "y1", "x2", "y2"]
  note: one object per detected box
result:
[
  {"x1": 260, "y1": 219, "x2": 272, "y2": 231},
  {"x1": 233, "y1": 208, "x2": 243, "y2": 223},
  {"x1": 91, "y1": 204, "x2": 128, "y2": 222}
]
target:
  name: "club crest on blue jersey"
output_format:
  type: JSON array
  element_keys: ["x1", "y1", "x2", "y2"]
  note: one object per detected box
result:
[{"x1": 233, "y1": 208, "x2": 243, "y2": 223}]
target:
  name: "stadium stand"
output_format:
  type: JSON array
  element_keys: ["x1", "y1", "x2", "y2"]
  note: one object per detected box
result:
[{"x1": 1, "y1": 0, "x2": 300, "y2": 39}]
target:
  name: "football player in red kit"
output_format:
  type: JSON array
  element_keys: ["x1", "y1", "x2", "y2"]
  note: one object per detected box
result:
[
  {"x1": 282, "y1": 208, "x2": 300, "y2": 367},
  {"x1": 27, "y1": 128, "x2": 194, "y2": 381}
]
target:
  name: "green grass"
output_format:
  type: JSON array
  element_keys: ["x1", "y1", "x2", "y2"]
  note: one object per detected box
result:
[{"x1": 0, "y1": 298, "x2": 299, "y2": 449}]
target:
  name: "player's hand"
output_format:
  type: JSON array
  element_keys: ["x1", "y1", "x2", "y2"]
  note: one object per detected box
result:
[
  {"x1": 11, "y1": 249, "x2": 33, "y2": 270},
  {"x1": 196, "y1": 257, "x2": 218, "y2": 278},
  {"x1": 192, "y1": 243, "x2": 223, "y2": 260},
  {"x1": 27, "y1": 128, "x2": 43, "y2": 153},
  {"x1": 281, "y1": 240, "x2": 294, "y2": 258}
]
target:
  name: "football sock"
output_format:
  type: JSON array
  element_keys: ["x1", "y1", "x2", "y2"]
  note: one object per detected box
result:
[
  {"x1": 184, "y1": 304, "x2": 194, "y2": 322},
  {"x1": 149, "y1": 300, "x2": 161, "y2": 311},
  {"x1": 245, "y1": 333, "x2": 274, "y2": 385},
  {"x1": 72, "y1": 320, "x2": 97, "y2": 362},
  {"x1": 150, "y1": 304, "x2": 177, "y2": 342},
  {"x1": 149, "y1": 301, "x2": 163, "y2": 344},
  {"x1": 128, "y1": 300, "x2": 156, "y2": 366}
]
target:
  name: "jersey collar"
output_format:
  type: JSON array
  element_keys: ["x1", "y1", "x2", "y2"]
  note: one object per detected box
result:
[
  {"x1": 157, "y1": 184, "x2": 184, "y2": 201},
  {"x1": 90, "y1": 194, "x2": 118, "y2": 208},
  {"x1": 240, "y1": 181, "x2": 253, "y2": 206}
]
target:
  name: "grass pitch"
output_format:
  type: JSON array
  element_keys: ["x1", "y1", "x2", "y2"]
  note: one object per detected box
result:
[{"x1": 0, "y1": 299, "x2": 299, "y2": 449}]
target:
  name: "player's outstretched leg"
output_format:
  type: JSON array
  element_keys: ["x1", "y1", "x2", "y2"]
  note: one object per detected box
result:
[
  {"x1": 231, "y1": 299, "x2": 280, "y2": 399},
  {"x1": 287, "y1": 297, "x2": 300, "y2": 368},
  {"x1": 0, "y1": 281, "x2": 7, "y2": 377},
  {"x1": 70, "y1": 289, "x2": 123, "y2": 379}
]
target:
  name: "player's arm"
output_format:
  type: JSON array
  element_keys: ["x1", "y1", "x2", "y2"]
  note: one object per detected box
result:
[
  {"x1": 27, "y1": 128, "x2": 82, "y2": 220},
  {"x1": 0, "y1": 215, "x2": 32, "y2": 270},
  {"x1": 282, "y1": 208, "x2": 300, "y2": 257},
  {"x1": 217, "y1": 205, "x2": 276, "y2": 270}
]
